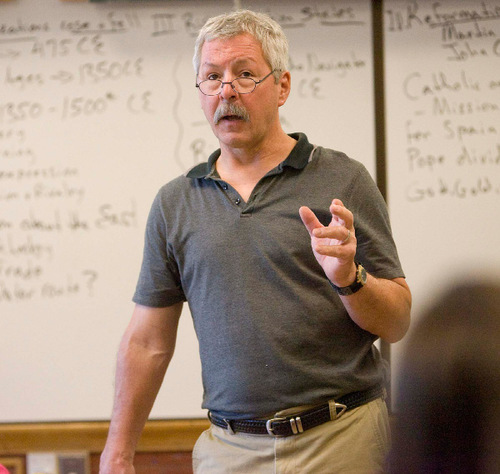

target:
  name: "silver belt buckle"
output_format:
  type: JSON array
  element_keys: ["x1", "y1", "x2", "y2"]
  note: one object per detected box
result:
[
  {"x1": 265, "y1": 416, "x2": 286, "y2": 436},
  {"x1": 266, "y1": 415, "x2": 306, "y2": 436}
]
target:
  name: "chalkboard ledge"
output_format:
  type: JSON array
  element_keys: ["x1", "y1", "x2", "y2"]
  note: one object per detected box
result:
[{"x1": 0, "y1": 419, "x2": 210, "y2": 455}]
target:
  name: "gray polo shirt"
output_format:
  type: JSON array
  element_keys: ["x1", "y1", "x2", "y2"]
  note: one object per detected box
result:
[{"x1": 133, "y1": 133, "x2": 404, "y2": 419}]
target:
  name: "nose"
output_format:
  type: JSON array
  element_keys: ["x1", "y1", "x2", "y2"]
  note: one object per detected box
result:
[{"x1": 219, "y1": 80, "x2": 237, "y2": 100}]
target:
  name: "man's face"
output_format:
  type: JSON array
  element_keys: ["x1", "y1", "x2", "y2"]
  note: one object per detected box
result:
[{"x1": 197, "y1": 33, "x2": 289, "y2": 152}]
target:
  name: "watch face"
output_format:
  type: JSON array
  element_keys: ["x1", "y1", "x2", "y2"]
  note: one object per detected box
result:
[
  {"x1": 357, "y1": 265, "x2": 367, "y2": 285},
  {"x1": 331, "y1": 264, "x2": 366, "y2": 295}
]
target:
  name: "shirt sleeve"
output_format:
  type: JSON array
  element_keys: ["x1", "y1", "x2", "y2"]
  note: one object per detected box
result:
[
  {"x1": 346, "y1": 164, "x2": 405, "y2": 280},
  {"x1": 132, "y1": 190, "x2": 186, "y2": 307}
]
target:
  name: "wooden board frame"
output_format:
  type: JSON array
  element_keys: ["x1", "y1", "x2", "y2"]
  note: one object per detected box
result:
[{"x1": 0, "y1": 419, "x2": 209, "y2": 455}]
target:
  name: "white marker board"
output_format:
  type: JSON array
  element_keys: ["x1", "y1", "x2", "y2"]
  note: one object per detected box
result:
[
  {"x1": 0, "y1": 0, "x2": 375, "y2": 422},
  {"x1": 384, "y1": 0, "x2": 500, "y2": 400}
]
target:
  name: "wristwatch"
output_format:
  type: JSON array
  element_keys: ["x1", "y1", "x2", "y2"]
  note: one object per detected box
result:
[{"x1": 330, "y1": 262, "x2": 367, "y2": 296}]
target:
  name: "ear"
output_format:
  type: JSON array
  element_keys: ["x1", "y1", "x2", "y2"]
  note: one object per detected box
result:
[{"x1": 277, "y1": 71, "x2": 291, "y2": 107}]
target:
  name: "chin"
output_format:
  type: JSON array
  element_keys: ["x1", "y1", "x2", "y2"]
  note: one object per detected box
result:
[{"x1": 215, "y1": 129, "x2": 250, "y2": 148}]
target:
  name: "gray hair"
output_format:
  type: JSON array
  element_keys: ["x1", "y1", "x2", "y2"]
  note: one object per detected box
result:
[{"x1": 193, "y1": 10, "x2": 289, "y2": 83}]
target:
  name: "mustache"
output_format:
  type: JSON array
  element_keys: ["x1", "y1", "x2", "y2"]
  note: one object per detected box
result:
[{"x1": 213, "y1": 103, "x2": 250, "y2": 125}]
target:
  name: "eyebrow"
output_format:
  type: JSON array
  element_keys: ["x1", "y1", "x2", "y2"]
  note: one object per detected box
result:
[{"x1": 200, "y1": 58, "x2": 257, "y2": 70}]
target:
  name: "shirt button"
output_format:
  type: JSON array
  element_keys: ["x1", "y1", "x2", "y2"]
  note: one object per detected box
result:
[
  {"x1": 222, "y1": 184, "x2": 228, "y2": 190},
  {"x1": 235, "y1": 198, "x2": 241, "y2": 205}
]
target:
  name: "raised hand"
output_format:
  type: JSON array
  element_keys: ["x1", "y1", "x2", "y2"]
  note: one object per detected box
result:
[{"x1": 299, "y1": 199, "x2": 357, "y2": 288}]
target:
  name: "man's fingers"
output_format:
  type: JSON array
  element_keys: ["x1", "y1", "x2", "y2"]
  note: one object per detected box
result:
[
  {"x1": 313, "y1": 225, "x2": 351, "y2": 240},
  {"x1": 299, "y1": 206, "x2": 323, "y2": 236},
  {"x1": 330, "y1": 200, "x2": 354, "y2": 229}
]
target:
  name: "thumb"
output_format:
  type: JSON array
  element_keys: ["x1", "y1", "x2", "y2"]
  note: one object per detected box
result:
[{"x1": 299, "y1": 206, "x2": 323, "y2": 236}]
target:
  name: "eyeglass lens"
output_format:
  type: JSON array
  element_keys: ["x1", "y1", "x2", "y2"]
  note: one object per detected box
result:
[{"x1": 199, "y1": 77, "x2": 256, "y2": 96}]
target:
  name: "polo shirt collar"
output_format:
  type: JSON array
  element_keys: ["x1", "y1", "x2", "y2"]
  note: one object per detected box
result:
[{"x1": 185, "y1": 133, "x2": 314, "y2": 179}]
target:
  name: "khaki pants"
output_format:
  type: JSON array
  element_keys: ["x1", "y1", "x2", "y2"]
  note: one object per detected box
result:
[{"x1": 192, "y1": 398, "x2": 390, "y2": 474}]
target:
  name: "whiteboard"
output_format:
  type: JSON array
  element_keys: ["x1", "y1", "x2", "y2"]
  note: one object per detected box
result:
[
  {"x1": 0, "y1": 0, "x2": 375, "y2": 422},
  {"x1": 384, "y1": 0, "x2": 500, "y2": 401}
]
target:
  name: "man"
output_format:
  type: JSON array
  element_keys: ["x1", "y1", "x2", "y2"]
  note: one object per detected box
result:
[{"x1": 100, "y1": 10, "x2": 411, "y2": 474}]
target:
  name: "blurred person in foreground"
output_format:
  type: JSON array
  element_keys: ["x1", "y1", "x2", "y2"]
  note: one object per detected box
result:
[{"x1": 388, "y1": 280, "x2": 500, "y2": 474}]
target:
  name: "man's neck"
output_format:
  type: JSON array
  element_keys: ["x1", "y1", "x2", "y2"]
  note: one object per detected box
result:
[
  {"x1": 218, "y1": 131, "x2": 296, "y2": 173},
  {"x1": 216, "y1": 132, "x2": 297, "y2": 202}
]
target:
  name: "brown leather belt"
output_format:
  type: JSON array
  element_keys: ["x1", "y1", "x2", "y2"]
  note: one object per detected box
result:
[{"x1": 208, "y1": 385, "x2": 385, "y2": 437}]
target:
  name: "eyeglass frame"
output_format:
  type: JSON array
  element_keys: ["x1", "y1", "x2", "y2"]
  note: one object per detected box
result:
[{"x1": 195, "y1": 70, "x2": 278, "y2": 96}]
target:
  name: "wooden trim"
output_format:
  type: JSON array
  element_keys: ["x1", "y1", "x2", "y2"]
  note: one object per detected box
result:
[
  {"x1": 0, "y1": 419, "x2": 210, "y2": 455},
  {"x1": 371, "y1": 0, "x2": 393, "y2": 410},
  {"x1": 0, "y1": 457, "x2": 25, "y2": 474},
  {"x1": 372, "y1": 0, "x2": 387, "y2": 200}
]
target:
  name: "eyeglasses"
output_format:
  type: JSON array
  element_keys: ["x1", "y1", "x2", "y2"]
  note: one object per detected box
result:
[{"x1": 196, "y1": 70, "x2": 276, "y2": 96}]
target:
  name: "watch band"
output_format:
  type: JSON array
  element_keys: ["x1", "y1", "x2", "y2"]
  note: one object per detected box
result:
[{"x1": 329, "y1": 262, "x2": 367, "y2": 296}]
